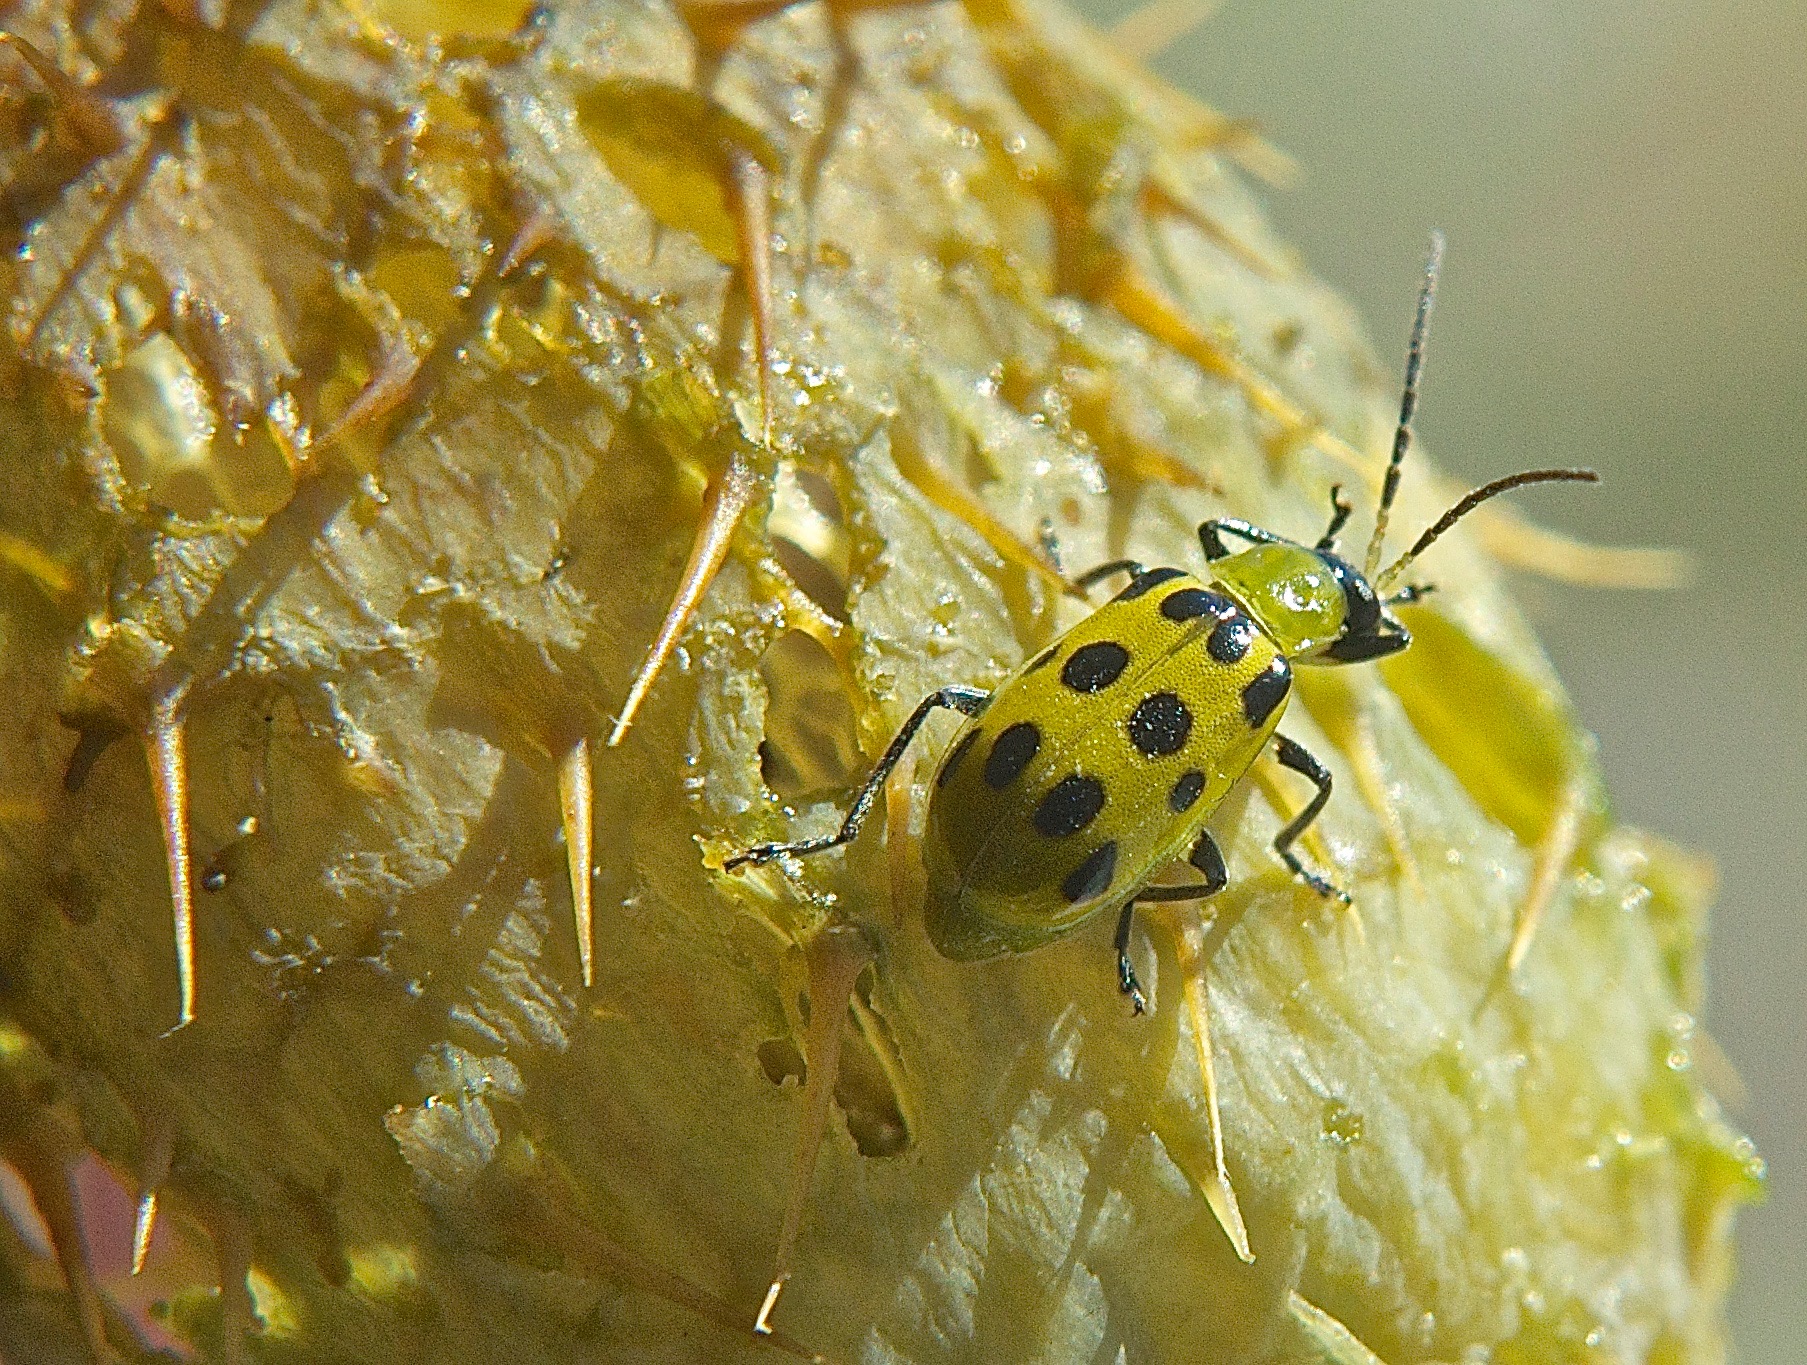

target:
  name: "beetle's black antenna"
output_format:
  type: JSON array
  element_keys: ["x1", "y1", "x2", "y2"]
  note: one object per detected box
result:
[
  {"x1": 1363, "y1": 231, "x2": 1445, "y2": 580},
  {"x1": 1377, "y1": 468, "x2": 1600, "y2": 591}
]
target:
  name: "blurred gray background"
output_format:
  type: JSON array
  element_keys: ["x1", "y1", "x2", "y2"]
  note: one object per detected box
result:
[{"x1": 1071, "y1": 0, "x2": 1806, "y2": 1356}]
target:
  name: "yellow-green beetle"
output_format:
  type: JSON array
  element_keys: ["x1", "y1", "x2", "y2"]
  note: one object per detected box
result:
[{"x1": 728, "y1": 235, "x2": 1594, "y2": 1010}]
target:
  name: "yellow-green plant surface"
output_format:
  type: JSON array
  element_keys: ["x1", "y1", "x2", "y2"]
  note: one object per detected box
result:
[{"x1": 0, "y1": 0, "x2": 1760, "y2": 1360}]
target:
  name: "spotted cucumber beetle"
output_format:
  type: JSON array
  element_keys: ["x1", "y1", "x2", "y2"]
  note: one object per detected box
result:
[{"x1": 727, "y1": 234, "x2": 1596, "y2": 1012}]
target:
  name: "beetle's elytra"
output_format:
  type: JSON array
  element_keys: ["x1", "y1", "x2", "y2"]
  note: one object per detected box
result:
[{"x1": 727, "y1": 233, "x2": 1597, "y2": 1013}]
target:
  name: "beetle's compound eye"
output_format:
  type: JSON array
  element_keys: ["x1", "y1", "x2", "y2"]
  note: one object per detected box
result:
[
  {"x1": 1315, "y1": 552, "x2": 1379, "y2": 636},
  {"x1": 1298, "y1": 550, "x2": 1412, "y2": 664}
]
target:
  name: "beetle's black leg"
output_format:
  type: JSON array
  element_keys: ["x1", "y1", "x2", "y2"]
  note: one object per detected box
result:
[
  {"x1": 1271, "y1": 735, "x2": 1350, "y2": 903},
  {"x1": 1387, "y1": 583, "x2": 1437, "y2": 606},
  {"x1": 1072, "y1": 558, "x2": 1146, "y2": 593},
  {"x1": 1134, "y1": 829, "x2": 1230, "y2": 903},
  {"x1": 1315, "y1": 484, "x2": 1354, "y2": 550},
  {"x1": 1199, "y1": 518, "x2": 1288, "y2": 560},
  {"x1": 1321, "y1": 622, "x2": 1412, "y2": 663},
  {"x1": 1121, "y1": 830, "x2": 1231, "y2": 1013},
  {"x1": 725, "y1": 685, "x2": 991, "y2": 871},
  {"x1": 1113, "y1": 903, "x2": 1147, "y2": 1014}
]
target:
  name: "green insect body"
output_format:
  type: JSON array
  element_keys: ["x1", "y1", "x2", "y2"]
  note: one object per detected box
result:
[{"x1": 728, "y1": 233, "x2": 1597, "y2": 1013}]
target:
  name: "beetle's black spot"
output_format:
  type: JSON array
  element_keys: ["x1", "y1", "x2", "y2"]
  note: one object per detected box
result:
[
  {"x1": 1025, "y1": 644, "x2": 1060, "y2": 673},
  {"x1": 1061, "y1": 841, "x2": 1118, "y2": 903},
  {"x1": 937, "y1": 727, "x2": 983, "y2": 787},
  {"x1": 1114, "y1": 566, "x2": 1186, "y2": 601},
  {"x1": 1207, "y1": 615, "x2": 1255, "y2": 664},
  {"x1": 984, "y1": 722, "x2": 1041, "y2": 788},
  {"x1": 1033, "y1": 774, "x2": 1107, "y2": 838},
  {"x1": 1127, "y1": 692, "x2": 1193, "y2": 758},
  {"x1": 1062, "y1": 641, "x2": 1130, "y2": 693},
  {"x1": 1168, "y1": 769, "x2": 1206, "y2": 813},
  {"x1": 1241, "y1": 659, "x2": 1292, "y2": 727},
  {"x1": 1160, "y1": 587, "x2": 1234, "y2": 623}
]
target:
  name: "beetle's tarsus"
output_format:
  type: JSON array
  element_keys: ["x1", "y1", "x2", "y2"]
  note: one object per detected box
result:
[
  {"x1": 1286, "y1": 856, "x2": 1348, "y2": 904},
  {"x1": 1387, "y1": 582, "x2": 1437, "y2": 606},
  {"x1": 724, "y1": 846, "x2": 768, "y2": 872},
  {"x1": 1118, "y1": 947, "x2": 1149, "y2": 1015},
  {"x1": 1115, "y1": 902, "x2": 1150, "y2": 1014},
  {"x1": 1122, "y1": 972, "x2": 1149, "y2": 1016}
]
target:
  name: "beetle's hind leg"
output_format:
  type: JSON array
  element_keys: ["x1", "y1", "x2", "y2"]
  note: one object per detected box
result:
[
  {"x1": 726, "y1": 685, "x2": 990, "y2": 871},
  {"x1": 1121, "y1": 830, "x2": 1230, "y2": 1013},
  {"x1": 1272, "y1": 734, "x2": 1351, "y2": 903}
]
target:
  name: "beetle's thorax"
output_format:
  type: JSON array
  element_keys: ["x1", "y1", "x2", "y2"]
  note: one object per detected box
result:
[{"x1": 1208, "y1": 543, "x2": 1352, "y2": 659}]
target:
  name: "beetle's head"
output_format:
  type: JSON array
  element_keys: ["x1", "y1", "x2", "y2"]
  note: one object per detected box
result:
[{"x1": 1208, "y1": 232, "x2": 1597, "y2": 668}]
